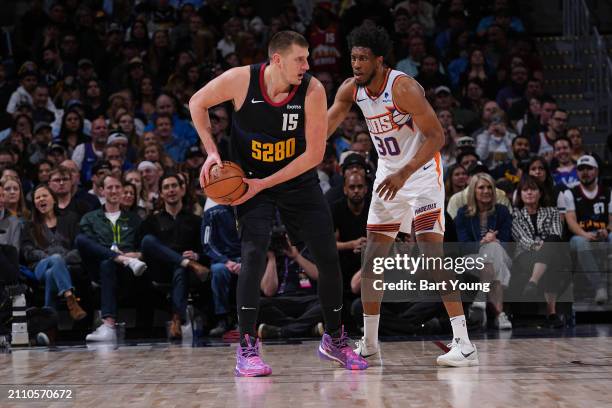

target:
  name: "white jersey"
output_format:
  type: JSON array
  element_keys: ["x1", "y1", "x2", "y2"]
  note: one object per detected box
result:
[{"x1": 354, "y1": 69, "x2": 438, "y2": 176}]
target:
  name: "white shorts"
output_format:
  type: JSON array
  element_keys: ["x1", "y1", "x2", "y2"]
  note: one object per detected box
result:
[{"x1": 367, "y1": 164, "x2": 445, "y2": 237}]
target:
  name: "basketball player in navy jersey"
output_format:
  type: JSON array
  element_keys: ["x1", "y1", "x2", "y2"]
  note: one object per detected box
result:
[
  {"x1": 189, "y1": 31, "x2": 368, "y2": 377},
  {"x1": 327, "y1": 26, "x2": 478, "y2": 367}
]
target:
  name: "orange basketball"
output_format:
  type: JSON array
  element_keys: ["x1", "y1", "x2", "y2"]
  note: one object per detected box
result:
[{"x1": 203, "y1": 161, "x2": 247, "y2": 204}]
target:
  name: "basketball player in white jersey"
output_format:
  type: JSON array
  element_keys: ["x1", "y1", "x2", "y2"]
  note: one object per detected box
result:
[{"x1": 327, "y1": 26, "x2": 478, "y2": 367}]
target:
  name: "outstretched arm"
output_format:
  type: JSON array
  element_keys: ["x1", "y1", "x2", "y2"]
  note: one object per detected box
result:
[{"x1": 326, "y1": 78, "x2": 356, "y2": 139}]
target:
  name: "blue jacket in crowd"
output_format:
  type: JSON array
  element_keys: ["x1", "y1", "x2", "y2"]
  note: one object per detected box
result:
[{"x1": 201, "y1": 201, "x2": 241, "y2": 264}]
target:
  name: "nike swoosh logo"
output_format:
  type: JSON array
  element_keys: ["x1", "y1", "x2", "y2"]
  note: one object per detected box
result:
[
  {"x1": 423, "y1": 163, "x2": 433, "y2": 171},
  {"x1": 241, "y1": 306, "x2": 256, "y2": 310},
  {"x1": 356, "y1": 98, "x2": 367, "y2": 102},
  {"x1": 461, "y1": 349, "x2": 475, "y2": 358},
  {"x1": 333, "y1": 305, "x2": 343, "y2": 312},
  {"x1": 251, "y1": 98, "x2": 264, "y2": 104}
]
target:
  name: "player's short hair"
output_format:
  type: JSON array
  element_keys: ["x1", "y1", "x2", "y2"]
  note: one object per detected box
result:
[
  {"x1": 348, "y1": 25, "x2": 391, "y2": 58},
  {"x1": 268, "y1": 31, "x2": 309, "y2": 58}
]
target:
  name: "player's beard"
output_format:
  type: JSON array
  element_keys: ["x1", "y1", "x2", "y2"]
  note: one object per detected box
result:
[{"x1": 355, "y1": 70, "x2": 376, "y2": 87}]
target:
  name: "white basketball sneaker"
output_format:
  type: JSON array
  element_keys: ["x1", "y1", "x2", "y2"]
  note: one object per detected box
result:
[
  {"x1": 436, "y1": 338, "x2": 479, "y2": 367},
  {"x1": 86, "y1": 324, "x2": 117, "y2": 342},
  {"x1": 354, "y1": 337, "x2": 380, "y2": 358}
]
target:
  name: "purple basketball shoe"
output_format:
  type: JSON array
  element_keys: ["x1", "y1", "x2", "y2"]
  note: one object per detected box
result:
[
  {"x1": 318, "y1": 327, "x2": 368, "y2": 370},
  {"x1": 235, "y1": 335, "x2": 272, "y2": 377}
]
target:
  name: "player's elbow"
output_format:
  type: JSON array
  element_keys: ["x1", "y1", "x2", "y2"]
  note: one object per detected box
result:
[{"x1": 188, "y1": 92, "x2": 205, "y2": 113}]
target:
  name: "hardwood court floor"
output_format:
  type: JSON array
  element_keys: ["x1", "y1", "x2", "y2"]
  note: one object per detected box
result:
[{"x1": 2, "y1": 329, "x2": 612, "y2": 408}]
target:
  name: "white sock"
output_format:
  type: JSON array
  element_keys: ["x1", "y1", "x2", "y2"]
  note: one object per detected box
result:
[
  {"x1": 363, "y1": 314, "x2": 380, "y2": 347},
  {"x1": 450, "y1": 315, "x2": 470, "y2": 344}
]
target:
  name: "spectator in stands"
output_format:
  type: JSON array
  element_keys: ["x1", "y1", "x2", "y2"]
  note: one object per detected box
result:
[
  {"x1": 514, "y1": 96, "x2": 541, "y2": 136},
  {"x1": 48, "y1": 166, "x2": 92, "y2": 217},
  {"x1": 0, "y1": 176, "x2": 29, "y2": 220},
  {"x1": 31, "y1": 84, "x2": 59, "y2": 127},
  {"x1": 6, "y1": 63, "x2": 40, "y2": 114},
  {"x1": 107, "y1": 131, "x2": 133, "y2": 170},
  {"x1": 60, "y1": 159, "x2": 100, "y2": 210},
  {"x1": 508, "y1": 77, "x2": 544, "y2": 124},
  {"x1": 455, "y1": 173, "x2": 513, "y2": 330},
  {"x1": 154, "y1": 114, "x2": 190, "y2": 163},
  {"x1": 317, "y1": 145, "x2": 342, "y2": 195},
  {"x1": 447, "y1": 162, "x2": 512, "y2": 219},
  {"x1": 332, "y1": 173, "x2": 369, "y2": 323},
  {"x1": 491, "y1": 134, "x2": 531, "y2": 185},
  {"x1": 445, "y1": 163, "x2": 468, "y2": 206},
  {"x1": 141, "y1": 173, "x2": 209, "y2": 339},
  {"x1": 57, "y1": 109, "x2": 86, "y2": 156},
  {"x1": 532, "y1": 107, "x2": 567, "y2": 161},
  {"x1": 88, "y1": 161, "x2": 111, "y2": 205},
  {"x1": 138, "y1": 160, "x2": 161, "y2": 210},
  {"x1": 496, "y1": 64, "x2": 528, "y2": 112},
  {"x1": 433, "y1": 85, "x2": 478, "y2": 131},
  {"x1": 551, "y1": 137, "x2": 579, "y2": 189},
  {"x1": 72, "y1": 117, "x2": 108, "y2": 183},
  {"x1": 28, "y1": 122, "x2": 53, "y2": 166},
  {"x1": 397, "y1": 36, "x2": 427, "y2": 78},
  {"x1": 325, "y1": 153, "x2": 372, "y2": 206},
  {"x1": 564, "y1": 155, "x2": 611, "y2": 304},
  {"x1": 511, "y1": 176, "x2": 566, "y2": 327},
  {"x1": 566, "y1": 127, "x2": 600, "y2": 164},
  {"x1": 434, "y1": 11, "x2": 467, "y2": 60},
  {"x1": 123, "y1": 169, "x2": 147, "y2": 210},
  {"x1": 120, "y1": 181, "x2": 146, "y2": 219},
  {"x1": 415, "y1": 54, "x2": 450, "y2": 95},
  {"x1": 257, "y1": 232, "x2": 323, "y2": 339},
  {"x1": 34, "y1": 160, "x2": 52, "y2": 186},
  {"x1": 20, "y1": 185, "x2": 86, "y2": 321},
  {"x1": 456, "y1": 151, "x2": 479, "y2": 172},
  {"x1": 475, "y1": 112, "x2": 516, "y2": 169},
  {"x1": 76, "y1": 175, "x2": 147, "y2": 342},
  {"x1": 0, "y1": 183, "x2": 21, "y2": 250},
  {"x1": 146, "y1": 94, "x2": 197, "y2": 145},
  {"x1": 202, "y1": 197, "x2": 241, "y2": 337},
  {"x1": 451, "y1": 48, "x2": 497, "y2": 97}
]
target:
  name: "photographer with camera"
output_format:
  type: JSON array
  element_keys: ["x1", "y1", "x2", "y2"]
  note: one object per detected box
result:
[{"x1": 257, "y1": 224, "x2": 323, "y2": 339}]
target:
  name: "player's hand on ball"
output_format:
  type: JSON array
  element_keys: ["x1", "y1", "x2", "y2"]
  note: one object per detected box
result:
[
  {"x1": 231, "y1": 177, "x2": 267, "y2": 205},
  {"x1": 376, "y1": 170, "x2": 409, "y2": 201},
  {"x1": 200, "y1": 152, "x2": 223, "y2": 188}
]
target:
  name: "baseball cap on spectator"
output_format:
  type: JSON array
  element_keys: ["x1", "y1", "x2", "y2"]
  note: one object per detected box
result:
[
  {"x1": 49, "y1": 143, "x2": 66, "y2": 154},
  {"x1": 34, "y1": 122, "x2": 52, "y2": 134},
  {"x1": 435, "y1": 86, "x2": 451, "y2": 95},
  {"x1": 467, "y1": 161, "x2": 489, "y2": 176},
  {"x1": 137, "y1": 161, "x2": 157, "y2": 171},
  {"x1": 576, "y1": 155, "x2": 598, "y2": 169},
  {"x1": 107, "y1": 132, "x2": 129, "y2": 145},
  {"x1": 456, "y1": 136, "x2": 474, "y2": 149},
  {"x1": 186, "y1": 145, "x2": 204, "y2": 159},
  {"x1": 341, "y1": 153, "x2": 368, "y2": 173},
  {"x1": 92, "y1": 160, "x2": 112, "y2": 174},
  {"x1": 78, "y1": 59, "x2": 94, "y2": 68}
]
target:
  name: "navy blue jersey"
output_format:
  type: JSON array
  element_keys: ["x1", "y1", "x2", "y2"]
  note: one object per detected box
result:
[{"x1": 231, "y1": 63, "x2": 318, "y2": 190}]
